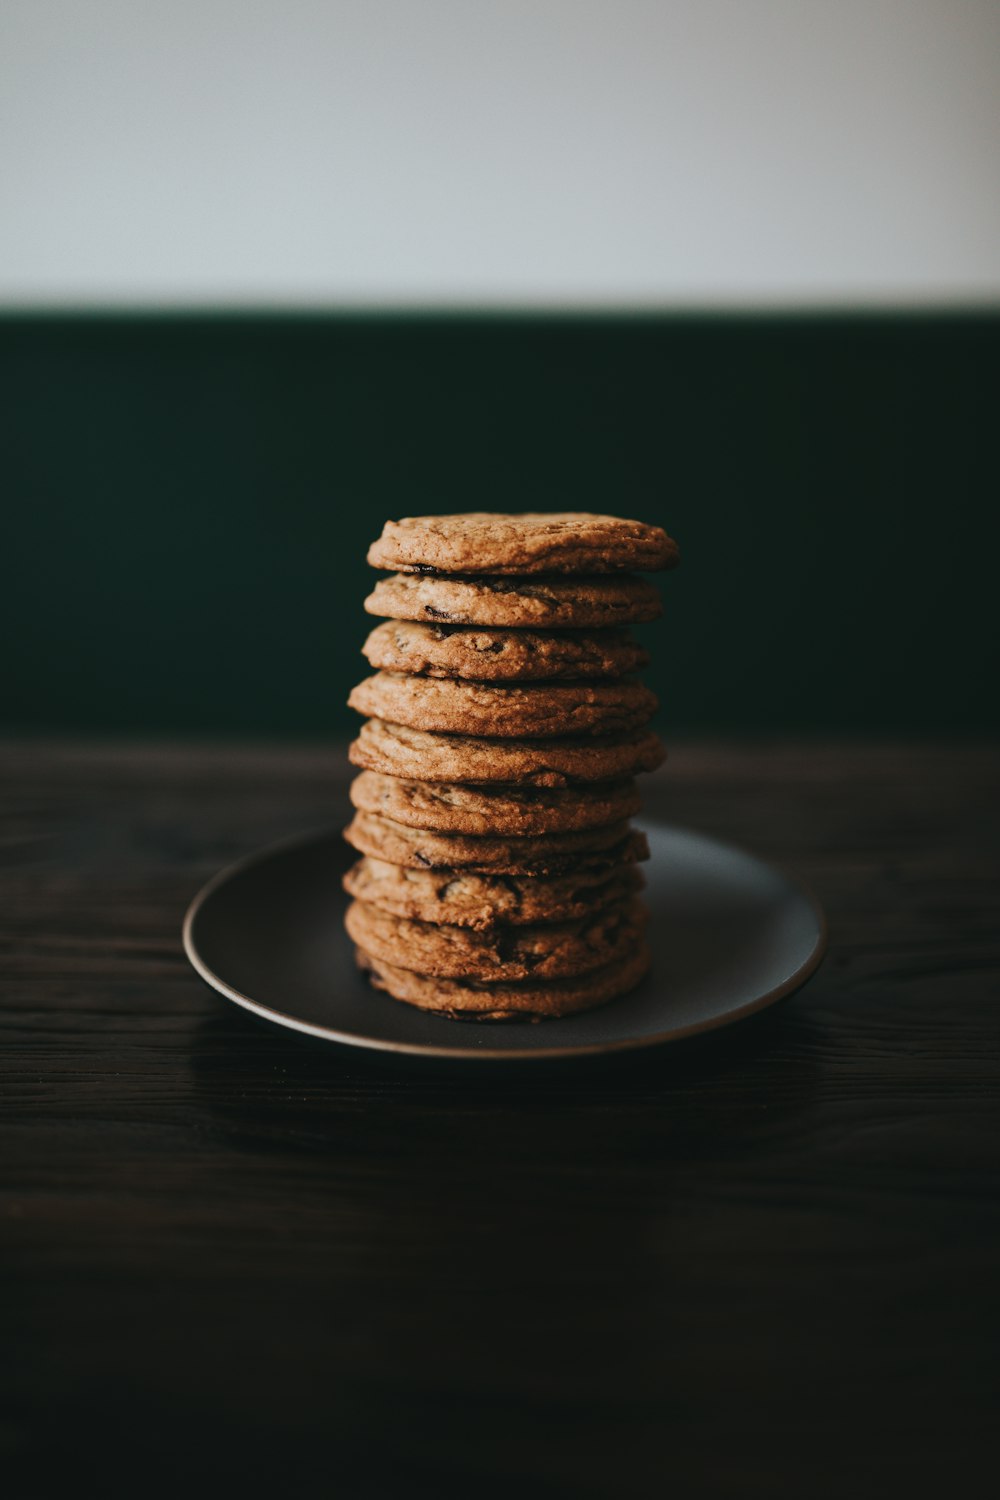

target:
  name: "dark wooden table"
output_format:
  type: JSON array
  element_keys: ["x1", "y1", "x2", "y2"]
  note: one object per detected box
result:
[{"x1": 4, "y1": 741, "x2": 998, "y2": 1499}]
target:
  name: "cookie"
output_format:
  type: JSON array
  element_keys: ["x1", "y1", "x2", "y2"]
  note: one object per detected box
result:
[
  {"x1": 349, "y1": 770, "x2": 642, "y2": 835},
  {"x1": 345, "y1": 896, "x2": 647, "y2": 982},
  {"x1": 364, "y1": 573, "x2": 663, "y2": 629},
  {"x1": 367, "y1": 513, "x2": 679, "y2": 575},
  {"x1": 343, "y1": 810, "x2": 649, "y2": 875},
  {"x1": 348, "y1": 672, "x2": 658, "y2": 739},
  {"x1": 362, "y1": 620, "x2": 650, "y2": 682},
  {"x1": 349, "y1": 719, "x2": 666, "y2": 787},
  {"x1": 355, "y1": 940, "x2": 651, "y2": 1020},
  {"x1": 343, "y1": 855, "x2": 645, "y2": 930}
]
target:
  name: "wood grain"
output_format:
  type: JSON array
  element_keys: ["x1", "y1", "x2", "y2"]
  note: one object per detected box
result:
[{"x1": 3, "y1": 741, "x2": 999, "y2": 1499}]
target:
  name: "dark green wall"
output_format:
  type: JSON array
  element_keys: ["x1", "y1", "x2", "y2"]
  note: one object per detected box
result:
[{"x1": 3, "y1": 313, "x2": 997, "y2": 737}]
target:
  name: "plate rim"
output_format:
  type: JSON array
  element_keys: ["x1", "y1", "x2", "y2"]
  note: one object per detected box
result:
[{"x1": 182, "y1": 823, "x2": 828, "y2": 1062}]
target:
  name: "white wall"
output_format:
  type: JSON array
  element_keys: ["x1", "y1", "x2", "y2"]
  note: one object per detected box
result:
[{"x1": 2, "y1": 0, "x2": 998, "y2": 307}]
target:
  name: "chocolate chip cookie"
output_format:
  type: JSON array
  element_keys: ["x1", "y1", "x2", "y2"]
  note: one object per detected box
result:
[
  {"x1": 367, "y1": 513, "x2": 679, "y2": 575},
  {"x1": 343, "y1": 809, "x2": 649, "y2": 875},
  {"x1": 346, "y1": 895, "x2": 647, "y2": 981},
  {"x1": 348, "y1": 672, "x2": 657, "y2": 738},
  {"x1": 362, "y1": 620, "x2": 649, "y2": 682},
  {"x1": 349, "y1": 719, "x2": 666, "y2": 786},
  {"x1": 343, "y1": 855, "x2": 644, "y2": 930},
  {"x1": 355, "y1": 940, "x2": 651, "y2": 1019},
  {"x1": 364, "y1": 573, "x2": 663, "y2": 629},
  {"x1": 348, "y1": 770, "x2": 643, "y2": 835}
]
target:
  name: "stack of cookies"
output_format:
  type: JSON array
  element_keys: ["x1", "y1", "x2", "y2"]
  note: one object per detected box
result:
[{"x1": 343, "y1": 512, "x2": 679, "y2": 1021}]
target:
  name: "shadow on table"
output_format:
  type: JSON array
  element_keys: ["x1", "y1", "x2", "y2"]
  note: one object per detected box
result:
[{"x1": 188, "y1": 971, "x2": 834, "y2": 1158}]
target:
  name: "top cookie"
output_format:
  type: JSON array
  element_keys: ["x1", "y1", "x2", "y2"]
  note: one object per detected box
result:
[{"x1": 367, "y1": 513, "x2": 679, "y2": 576}]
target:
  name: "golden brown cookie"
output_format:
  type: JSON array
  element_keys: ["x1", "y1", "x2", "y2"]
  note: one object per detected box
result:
[
  {"x1": 345, "y1": 896, "x2": 647, "y2": 981},
  {"x1": 348, "y1": 672, "x2": 657, "y2": 739},
  {"x1": 343, "y1": 855, "x2": 644, "y2": 930},
  {"x1": 349, "y1": 719, "x2": 666, "y2": 787},
  {"x1": 364, "y1": 573, "x2": 663, "y2": 629},
  {"x1": 367, "y1": 513, "x2": 679, "y2": 575},
  {"x1": 355, "y1": 940, "x2": 651, "y2": 1019},
  {"x1": 361, "y1": 620, "x2": 650, "y2": 682},
  {"x1": 343, "y1": 809, "x2": 649, "y2": 875},
  {"x1": 348, "y1": 770, "x2": 643, "y2": 835}
]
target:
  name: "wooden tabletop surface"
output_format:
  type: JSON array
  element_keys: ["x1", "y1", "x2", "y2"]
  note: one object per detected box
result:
[{"x1": 4, "y1": 740, "x2": 999, "y2": 1499}]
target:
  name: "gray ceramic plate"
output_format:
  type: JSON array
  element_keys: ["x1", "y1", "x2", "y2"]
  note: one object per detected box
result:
[{"x1": 183, "y1": 823, "x2": 826, "y2": 1060}]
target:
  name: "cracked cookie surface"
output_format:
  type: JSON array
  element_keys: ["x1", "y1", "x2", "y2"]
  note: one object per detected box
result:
[
  {"x1": 346, "y1": 895, "x2": 647, "y2": 981},
  {"x1": 343, "y1": 855, "x2": 644, "y2": 929},
  {"x1": 362, "y1": 620, "x2": 649, "y2": 682},
  {"x1": 348, "y1": 770, "x2": 642, "y2": 835},
  {"x1": 367, "y1": 513, "x2": 679, "y2": 575},
  {"x1": 355, "y1": 940, "x2": 651, "y2": 1019},
  {"x1": 349, "y1": 718, "x2": 665, "y2": 786},
  {"x1": 364, "y1": 573, "x2": 663, "y2": 629},
  {"x1": 348, "y1": 672, "x2": 657, "y2": 738},
  {"x1": 343, "y1": 809, "x2": 649, "y2": 875}
]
